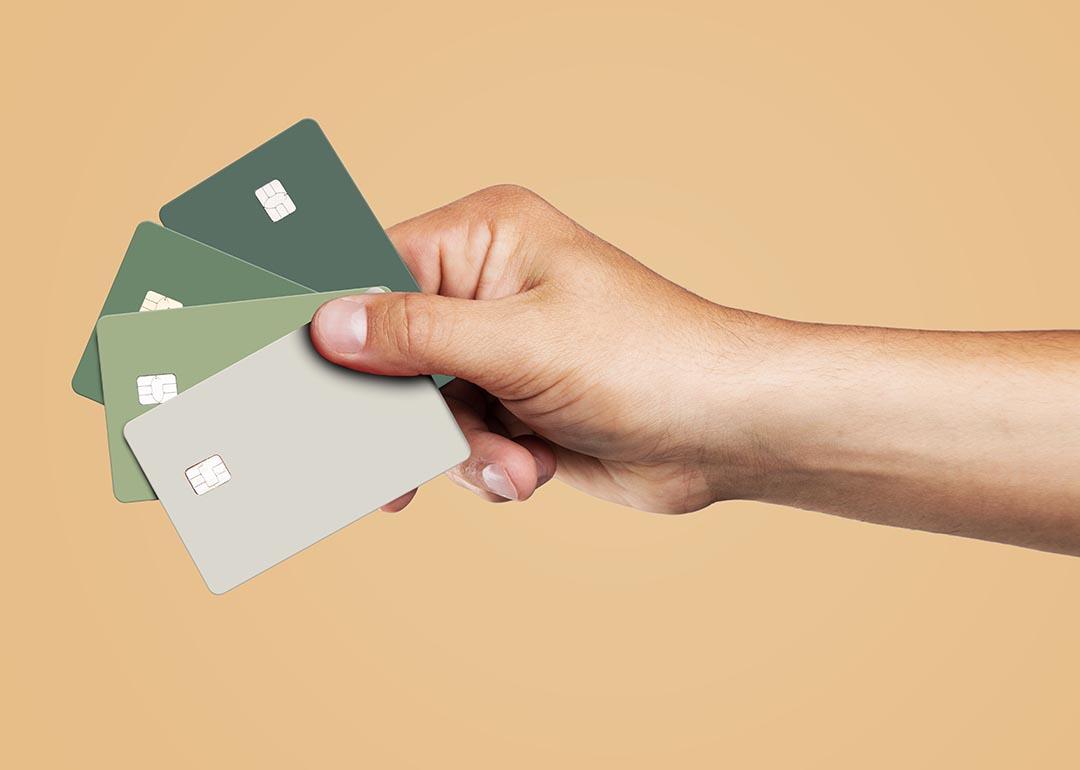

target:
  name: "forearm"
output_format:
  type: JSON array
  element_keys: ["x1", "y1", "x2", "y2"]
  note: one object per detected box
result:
[{"x1": 742, "y1": 320, "x2": 1080, "y2": 554}]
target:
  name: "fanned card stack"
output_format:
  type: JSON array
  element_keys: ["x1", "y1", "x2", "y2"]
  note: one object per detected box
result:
[{"x1": 74, "y1": 120, "x2": 467, "y2": 593}]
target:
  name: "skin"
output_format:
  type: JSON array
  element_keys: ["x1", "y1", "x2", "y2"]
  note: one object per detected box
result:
[{"x1": 310, "y1": 185, "x2": 1080, "y2": 555}]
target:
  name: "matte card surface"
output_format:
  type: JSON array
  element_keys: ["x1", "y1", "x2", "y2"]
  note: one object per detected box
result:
[
  {"x1": 97, "y1": 289, "x2": 382, "y2": 503},
  {"x1": 124, "y1": 327, "x2": 469, "y2": 594},
  {"x1": 72, "y1": 222, "x2": 311, "y2": 403},
  {"x1": 158, "y1": 118, "x2": 450, "y2": 386}
]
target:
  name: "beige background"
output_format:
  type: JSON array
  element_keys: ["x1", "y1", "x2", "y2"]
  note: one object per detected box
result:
[{"x1": 3, "y1": 1, "x2": 1080, "y2": 767}]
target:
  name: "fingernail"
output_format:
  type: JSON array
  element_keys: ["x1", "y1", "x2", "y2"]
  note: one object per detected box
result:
[
  {"x1": 314, "y1": 297, "x2": 368, "y2": 354},
  {"x1": 481, "y1": 464, "x2": 519, "y2": 500}
]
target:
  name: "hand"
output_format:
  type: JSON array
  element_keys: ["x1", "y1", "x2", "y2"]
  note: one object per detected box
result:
[
  {"x1": 312, "y1": 185, "x2": 1080, "y2": 556},
  {"x1": 310, "y1": 185, "x2": 773, "y2": 513}
]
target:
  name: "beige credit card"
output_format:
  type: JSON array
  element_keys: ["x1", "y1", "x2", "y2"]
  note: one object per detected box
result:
[
  {"x1": 123, "y1": 327, "x2": 469, "y2": 594},
  {"x1": 97, "y1": 288, "x2": 383, "y2": 503}
]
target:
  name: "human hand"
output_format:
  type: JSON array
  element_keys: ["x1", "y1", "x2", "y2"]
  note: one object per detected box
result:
[
  {"x1": 311, "y1": 185, "x2": 1080, "y2": 556},
  {"x1": 310, "y1": 185, "x2": 775, "y2": 513}
]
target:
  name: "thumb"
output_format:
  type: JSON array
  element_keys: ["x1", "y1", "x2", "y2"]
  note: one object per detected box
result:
[{"x1": 310, "y1": 291, "x2": 529, "y2": 391}]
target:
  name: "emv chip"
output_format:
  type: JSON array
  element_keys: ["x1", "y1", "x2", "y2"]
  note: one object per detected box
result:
[
  {"x1": 186, "y1": 455, "x2": 231, "y2": 495},
  {"x1": 255, "y1": 179, "x2": 296, "y2": 222},
  {"x1": 140, "y1": 290, "x2": 184, "y2": 312},
  {"x1": 136, "y1": 373, "x2": 178, "y2": 405}
]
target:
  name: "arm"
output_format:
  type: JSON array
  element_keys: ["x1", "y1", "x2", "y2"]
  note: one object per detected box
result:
[
  {"x1": 747, "y1": 321, "x2": 1080, "y2": 554},
  {"x1": 310, "y1": 185, "x2": 1080, "y2": 555}
]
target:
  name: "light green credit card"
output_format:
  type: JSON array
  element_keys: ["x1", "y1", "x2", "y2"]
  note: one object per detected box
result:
[
  {"x1": 96, "y1": 288, "x2": 384, "y2": 503},
  {"x1": 72, "y1": 222, "x2": 312, "y2": 404}
]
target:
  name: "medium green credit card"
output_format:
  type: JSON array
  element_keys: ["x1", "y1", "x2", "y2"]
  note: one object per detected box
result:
[
  {"x1": 158, "y1": 118, "x2": 451, "y2": 387},
  {"x1": 96, "y1": 288, "x2": 385, "y2": 503},
  {"x1": 71, "y1": 222, "x2": 312, "y2": 404}
]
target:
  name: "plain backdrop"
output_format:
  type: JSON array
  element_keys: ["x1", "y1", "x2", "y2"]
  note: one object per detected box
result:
[{"x1": 3, "y1": 1, "x2": 1079, "y2": 767}]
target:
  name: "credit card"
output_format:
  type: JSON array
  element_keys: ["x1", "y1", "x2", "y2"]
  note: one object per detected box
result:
[
  {"x1": 158, "y1": 118, "x2": 451, "y2": 386},
  {"x1": 72, "y1": 222, "x2": 311, "y2": 403},
  {"x1": 124, "y1": 326, "x2": 469, "y2": 593},
  {"x1": 97, "y1": 288, "x2": 384, "y2": 502}
]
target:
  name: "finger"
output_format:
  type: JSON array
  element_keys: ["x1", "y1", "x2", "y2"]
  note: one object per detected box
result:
[
  {"x1": 444, "y1": 395, "x2": 545, "y2": 501},
  {"x1": 547, "y1": 446, "x2": 634, "y2": 508},
  {"x1": 440, "y1": 378, "x2": 488, "y2": 412},
  {"x1": 479, "y1": 408, "x2": 557, "y2": 489},
  {"x1": 442, "y1": 395, "x2": 516, "y2": 502},
  {"x1": 381, "y1": 489, "x2": 417, "y2": 513},
  {"x1": 386, "y1": 186, "x2": 539, "y2": 300},
  {"x1": 491, "y1": 400, "x2": 534, "y2": 437},
  {"x1": 514, "y1": 434, "x2": 557, "y2": 488},
  {"x1": 309, "y1": 291, "x2": 539, "y2": 398}
]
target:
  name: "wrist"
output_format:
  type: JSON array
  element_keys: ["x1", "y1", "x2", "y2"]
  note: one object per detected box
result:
[
  {"x1": 724, "y1": 318, "x2": 906, "y2": 509},
  {"x1": 691, "y1": 304, "x2": 809, "y2": 504}
]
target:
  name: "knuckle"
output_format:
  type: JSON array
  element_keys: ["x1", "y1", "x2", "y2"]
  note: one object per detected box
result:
[
  {"x1": 398, "y1": 293, "x2": 438, "y2": 361},
  {"x1": 478, "y1": 184, "x2": 545, "y2": 213},
  {"x1": 469, "y1": 185, "x2": 551, "y2": 256}
]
